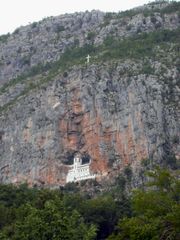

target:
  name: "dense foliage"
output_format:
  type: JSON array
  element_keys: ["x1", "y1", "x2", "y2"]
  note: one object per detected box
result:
[
  {"x1": 0, "y1": 168, "x2": 179, "y2": 239},
  {"x1": 0, "y1": 181, "x2": 130, "y2": 239},
  {"x1": 0, "y1": 186, "x2": 97, "y2": 240},
  {"x1": 108, "y1": 167, "x2": 180, "y2": 240}
]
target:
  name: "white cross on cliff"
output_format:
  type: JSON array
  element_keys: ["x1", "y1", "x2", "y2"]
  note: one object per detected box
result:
[{"x1": 86, "y1": 54, "x2": 91, "y2": 64}]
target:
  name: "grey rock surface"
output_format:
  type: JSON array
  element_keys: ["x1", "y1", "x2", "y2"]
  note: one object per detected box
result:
[
  {"x1": 0, "y1": 4, "x2": 179, "y2": 84},
  {"x1": 0, "y1": 60, "x2": 179, "y2": 186},
  {"x1": 0, "y1": 2, "x2": 179, "y2": 187}
]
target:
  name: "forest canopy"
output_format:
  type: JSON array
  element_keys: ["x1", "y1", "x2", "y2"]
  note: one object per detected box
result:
[{"x1": 0, "y1": 168, "x2": 179, "y2": 239}]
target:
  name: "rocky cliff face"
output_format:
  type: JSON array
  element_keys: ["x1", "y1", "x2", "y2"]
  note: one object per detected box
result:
[
  {"x1": 0, "y1": 1, "x2": 179, "y2": 187},
  {"x1": 0, "y1": 2, "x2": 179, "y2": 84}
]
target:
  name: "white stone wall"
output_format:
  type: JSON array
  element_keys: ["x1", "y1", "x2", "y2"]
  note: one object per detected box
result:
[{"x1": 66, "y1": 157, "x2": 96, "y2": 183}]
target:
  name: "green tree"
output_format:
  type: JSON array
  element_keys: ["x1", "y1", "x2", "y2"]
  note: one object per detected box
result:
[
  {"x1": 80, "y1": 195, "x2": 118, "y2": 239},
  {"x1": 0, "y1": 199, "x2": 96, "y2": 240},
  {"x1": 109, "y1": 168, "x2": 180, "y2": 240}
]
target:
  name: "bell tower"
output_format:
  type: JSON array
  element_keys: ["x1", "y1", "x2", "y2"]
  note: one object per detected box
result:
[{"x1": 73, "y1": 153, "x2": 82, "y2": 169}]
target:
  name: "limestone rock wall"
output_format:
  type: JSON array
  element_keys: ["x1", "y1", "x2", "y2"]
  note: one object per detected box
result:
[
  {"x1": 0, "y1": 6, "x2": 179, "y2": 84},
  {"x1": 0, "y1": 2, "x2": 179, "y2": 187},
  {"x1": 0, "y1": 61, "x2": 179, "y2": 187}
]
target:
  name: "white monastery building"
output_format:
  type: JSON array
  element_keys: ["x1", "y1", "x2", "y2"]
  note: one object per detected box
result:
[{"x1": 66, "y1": 153, "x2": 96, "y2": 183}]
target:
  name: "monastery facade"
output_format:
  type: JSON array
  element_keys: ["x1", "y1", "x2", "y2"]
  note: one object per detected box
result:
[{"x1": 66, "y1": 154, "x2": 96, "y2": 183}]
